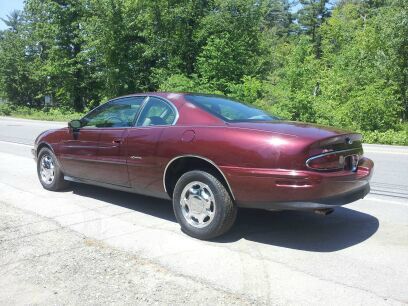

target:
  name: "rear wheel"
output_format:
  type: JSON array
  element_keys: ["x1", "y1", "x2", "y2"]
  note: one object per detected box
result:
[
  {"x1": 37, "y1": 147, "x2": 69, "y2": 191},
  {"x1": 172, "y1": 170, "x2": 237, "y2": 240}
]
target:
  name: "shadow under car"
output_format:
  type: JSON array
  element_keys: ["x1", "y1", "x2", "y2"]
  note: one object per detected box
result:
[{"x1": 70, "y1": 183, "x2": 379, "y2": 252}]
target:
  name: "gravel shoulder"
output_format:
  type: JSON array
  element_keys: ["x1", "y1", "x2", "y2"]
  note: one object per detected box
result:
[{"x1": 0, "y1": 202, "x2": 258, "y2": 305}]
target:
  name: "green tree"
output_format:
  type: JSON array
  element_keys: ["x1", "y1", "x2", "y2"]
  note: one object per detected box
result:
[
  {"x1": 264, "y1": 37, "x2": 320, "y2": 122},
  {"x1": 0, "y1": 10, "x2": 45, "y2": 106},
  {"x1": 24, "y1": 0, "x2": 88, "y2": 111},
  {"x1": 1, "y1": 10, "x2": 23, "y2": 32},
  {"x1": 313, "y1": 1, "x2": 401, "y2": 131},
  {"x1": 0, "y1": 0, "x2": 406, "y2": 145},
  {"x1": 195, "y1": 0, "x2": 267, "y2": 92},
  {"x1": 297, "y1": 0, "x2": 331, "y2": 57}
]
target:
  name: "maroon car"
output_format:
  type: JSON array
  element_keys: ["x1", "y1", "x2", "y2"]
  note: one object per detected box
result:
[{"x1": 33, "y1": 93, "x2": 374, "y2": 239}]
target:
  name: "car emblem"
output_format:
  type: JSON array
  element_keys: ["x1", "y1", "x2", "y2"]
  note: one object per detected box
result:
[{"x1": 346, "y1": 137, "x2": 353, "y2": 145}]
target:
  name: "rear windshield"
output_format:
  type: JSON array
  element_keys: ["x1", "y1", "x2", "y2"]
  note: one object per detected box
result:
[{"x1": 185, "y1": 95, "x2": 278, "y2": 122}]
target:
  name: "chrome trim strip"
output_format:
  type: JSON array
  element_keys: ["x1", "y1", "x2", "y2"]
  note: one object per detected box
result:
[
  {"x1": 81, "y1": 95, "x2": 148, "y2": 121},
  {"x1": 135, "y1": 95, "x2": 179, "y2": 127},
  {"x1": 36, "y1": 142, "x2": 65, "y2": 169},
  {"x1": 146, "y1": 95, "x2": 180, "y2": 126},
  {"x1": 130, "y1": 156, "x2": 142, "y2": 160},
  {"x1": 78, "y1": 96, "x2": 149, "y2": 130},
  {"x1": 63, "y1": 145, "x2": 100, "y2": 149},
  {"x1": 163, "y1": 155, "x2": 235, "y2": 200},
  {"x1": 76, "y1": 95, "x2": 179, "y2": 130},
  {"x1": 305, "y1": 148, "x2": 362, "y2": 171},
  {"x1": 36, "y1": 141, "x2": 56, "y2": 156},
  {"x1": 133, "y1": 96, "x2": 150, "y2": 126},
  {"x1": 60, "y1": 155, "x2": 126, "y2": 165}
]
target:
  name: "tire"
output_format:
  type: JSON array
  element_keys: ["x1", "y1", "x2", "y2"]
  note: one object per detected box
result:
[
  {"x1": 37, "y1": 147, "x2": 70, "y2": 191},
  {"x1": 172, "y1": 170, "x2": 237, "y2": 240}
]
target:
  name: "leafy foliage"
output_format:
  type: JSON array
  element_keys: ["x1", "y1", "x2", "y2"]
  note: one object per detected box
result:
[
  {"x1": 0, "y1": 0, "x2": 407, "y2": 144},
  {"x1": 0, "y1": 103, "x2": 84, "y2": 121}
]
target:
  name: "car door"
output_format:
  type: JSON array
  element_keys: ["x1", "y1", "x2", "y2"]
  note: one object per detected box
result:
[
  {"x1": 58, "y1": 128, "x2": 101, "y2": 181},
  {"x1": 126, "y1": 96, "x2": 178, "y2": 195},
  {"x1": 60, "y1": 96, "x2": 146, "y2": 186}
]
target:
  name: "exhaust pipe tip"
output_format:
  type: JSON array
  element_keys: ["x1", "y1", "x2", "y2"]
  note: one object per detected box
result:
[{"x1": 314, "y1": 208, "x2": 334, "y2": 216}]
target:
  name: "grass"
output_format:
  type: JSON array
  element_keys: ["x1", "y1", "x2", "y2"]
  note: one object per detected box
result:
[
  {"x1": 362, "y1": 126, "x2": 408, "y2": 146},
  {"x1": 0, "y1": 104, "x2": 84, "y2": 122}
]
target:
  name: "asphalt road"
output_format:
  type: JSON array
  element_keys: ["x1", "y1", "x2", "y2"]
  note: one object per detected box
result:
[{"x1": 1, "y1": 116, "x2": 408, "y2": 305}]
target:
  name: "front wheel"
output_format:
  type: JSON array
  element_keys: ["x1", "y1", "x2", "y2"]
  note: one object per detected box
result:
[
  {"x1": 172, "y1": 170, "x2": 237, "y2": 240},
  {"x1": 37, "y1": 147, "x2": 70, "y2": 191}
]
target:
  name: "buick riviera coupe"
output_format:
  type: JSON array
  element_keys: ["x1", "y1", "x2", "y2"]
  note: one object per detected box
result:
[{"x1": 33, "y1": 93, "x2": 374, "y2": 239}]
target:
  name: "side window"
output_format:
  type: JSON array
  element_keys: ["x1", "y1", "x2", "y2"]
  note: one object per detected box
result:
[
  {"x1": 82, "y1": 97, "x2": 145, "y2": 128},
  {"x1": 199, "y1": 101, "x2": 244, "y2": 120},
  {"x1": 137, "y1": 97, "x2": 176, "y2": 127}
]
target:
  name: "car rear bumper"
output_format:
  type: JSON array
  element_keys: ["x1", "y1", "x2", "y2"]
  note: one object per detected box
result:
[
  {"x1": 238, "y1": 183, "x2": 371, "y2": 211},
  {"x1": 220, "y1": 157, "x2": 374, "y2": 211}
]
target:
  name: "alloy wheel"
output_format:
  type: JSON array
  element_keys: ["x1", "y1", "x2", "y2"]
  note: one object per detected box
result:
[
  {"x1": 180, "y1": 181, "x2": 216, "y2": 228},
  {"x1": 40, "y1": 154, "x2": 55, "y2": 185}
]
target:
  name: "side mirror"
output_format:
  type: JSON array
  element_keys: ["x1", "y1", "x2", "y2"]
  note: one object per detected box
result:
[{"x1": 68, "y1": 120, "x2": 82, "y2": 130}]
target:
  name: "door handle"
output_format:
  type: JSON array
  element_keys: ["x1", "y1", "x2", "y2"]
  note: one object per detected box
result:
[{"x1": 112, "y1": 138, "x2": 123, "y2": 144}]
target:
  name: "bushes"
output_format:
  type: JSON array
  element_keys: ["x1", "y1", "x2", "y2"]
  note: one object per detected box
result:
[
  {"x1": 0, "y1": 103, "x2": 12, "y2": 116},
  {"x1": 228, "y1": 76, "x2": 264, "y2": 104},
  {"x1": 1, "y1": 101, "x2": 407, "y2": 146},
  {"x1": 0, "y1": 104, "x2": 84, "y2": 122},
  {"x1": 362, "y1": 126, "x2": 408, "y2": 146},
  {"x1": 159, "y1": 75, "x2": 197, "y2": 93}
]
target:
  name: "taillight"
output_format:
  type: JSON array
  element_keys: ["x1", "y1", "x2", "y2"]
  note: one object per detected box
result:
[
  {"x1": 306, "y1": 152, "x2": 345, "y2": 171},
  {"x1": 306, "y1": 151, "x2": 361, "y2": 172}
]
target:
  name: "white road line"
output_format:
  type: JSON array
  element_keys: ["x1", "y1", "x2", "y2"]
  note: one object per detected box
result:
[
  {"x1": 0, "y1": 116, "x2": 66, "y2": 125},
  {"x1": 364, "y1": 150, "x2": 408, "y2": 155},
  {"x1": 0, "y1": 140, "x2": 32, "y2": 147},
  {"x1": 364, "y1": 196, "x2": 408, "y2": 205}
]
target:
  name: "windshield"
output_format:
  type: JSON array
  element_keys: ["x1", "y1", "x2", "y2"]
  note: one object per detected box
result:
[{"x1": 185, "y1": 95, "x2": 278, "y2": 122}]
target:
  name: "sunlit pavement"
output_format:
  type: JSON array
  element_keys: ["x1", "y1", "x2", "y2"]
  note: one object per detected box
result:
[{"x1": 1, "y1": 117, "x2": 407, "y2": 305}]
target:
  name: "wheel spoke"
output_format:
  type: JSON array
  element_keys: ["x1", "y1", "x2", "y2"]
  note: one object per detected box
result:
[
  {"x1": 197, "y1": 213, "x2": 206, "y2": 224},
  {"x1": 179, "y1": 181, "x2": 216, "y2": 228},
  {"x1": 182, "y1": 197, "x2": 189, "y2": 209},
  {"x1": 204, "y1": 199, "x2": 212, "y2": 210},
  {"x1": 206, "y1": 207, "x2": 214, "y2": 216},
  {"x1": 189, "y1": 186, "x2": 199, "y2": 196},
  {"x1": 39, "y1": 154, "x2": 55, "y2": 185}
]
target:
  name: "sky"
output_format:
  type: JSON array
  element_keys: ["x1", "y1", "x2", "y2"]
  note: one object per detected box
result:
[{"x1": 0, "y1": 0, "x2": 25, "y2": 30}]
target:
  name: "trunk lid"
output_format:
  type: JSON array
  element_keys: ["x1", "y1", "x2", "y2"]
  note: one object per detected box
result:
[
  {"x1": 229, "y1": 120, "x2": 363, "y2": 156},
  {"x1": 228, "y1": 120, "x2": 350, "y2": 141}
]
